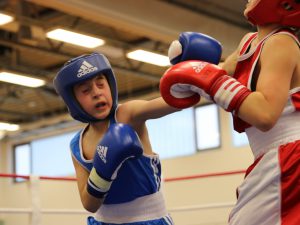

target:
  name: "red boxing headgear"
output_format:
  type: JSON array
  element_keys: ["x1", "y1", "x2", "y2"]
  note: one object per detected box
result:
[{"x1": 246, "y1": 0, "x2": 300, "y2": 27}]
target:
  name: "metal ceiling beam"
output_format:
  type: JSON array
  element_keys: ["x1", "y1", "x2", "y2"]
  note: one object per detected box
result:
[
  {"x1": 0, "y1": 109, "x2": 32, "y2": 117},
  {"x1": 0, "y1": 37, "x2": 161, "y2": 81},
  {"x1": 28, "y1": 0, "x2": 249, "y2": 57},
  {"x1": 0, "y1": 38, "x2": 73, "y2": 60}
]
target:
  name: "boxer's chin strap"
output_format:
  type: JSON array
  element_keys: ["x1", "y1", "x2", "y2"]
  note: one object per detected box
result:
[{"x1": 109, "y1": 108, "x2": 117, "y2": 124}]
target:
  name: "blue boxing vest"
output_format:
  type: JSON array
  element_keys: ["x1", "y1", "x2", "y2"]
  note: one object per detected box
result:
[{"x1": 70, "y1": 121, "x2": 162, "y2": 204}]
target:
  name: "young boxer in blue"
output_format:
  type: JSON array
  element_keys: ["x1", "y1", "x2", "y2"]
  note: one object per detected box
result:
[{"x1": 53, "y1": 53, "x2": 179, "y2": 225}]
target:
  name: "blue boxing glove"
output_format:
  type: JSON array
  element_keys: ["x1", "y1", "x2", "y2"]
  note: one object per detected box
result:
[
  {"x1": 161, "y1": 32, "x2": 222, "y2": 108},
  {"x1": 168, "y1": 32, "x2": 222, "y2": 65},
  {"x1": 87, "y1": 123, "x2": 143, "y2": 198}
]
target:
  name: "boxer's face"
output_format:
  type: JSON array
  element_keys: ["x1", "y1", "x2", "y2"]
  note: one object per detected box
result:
[{"x1": 73, "y1": 74, "x2": 113, "y2": 120}]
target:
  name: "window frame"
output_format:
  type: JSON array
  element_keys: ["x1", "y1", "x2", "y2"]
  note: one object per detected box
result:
[{"x1": 13, "y1": 142, "x2": 32, "y2": 183}]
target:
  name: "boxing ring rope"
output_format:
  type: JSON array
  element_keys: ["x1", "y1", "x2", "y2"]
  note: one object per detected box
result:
[
  {"x1": 0, "y1": 169, "x2": 245, "y2": 182},
  {"x1": 164, "y1": 169, "x2": 246, "y2": 182},
  {"x1": 0, "y1": 173, "x2": 77, "y2": 181},
  {"x1": 0, "y1": 170, "x2": 245, "y2": 224}
]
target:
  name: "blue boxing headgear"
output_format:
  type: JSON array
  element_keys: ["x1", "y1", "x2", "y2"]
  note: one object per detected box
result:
[{"x1": 53, "y1": 53, "x2": 118, "y2": 123}]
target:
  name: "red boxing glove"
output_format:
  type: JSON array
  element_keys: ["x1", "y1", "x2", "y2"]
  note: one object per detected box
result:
[{"x1": 160, "y1": 60, "x2": 251, "y2": 114}]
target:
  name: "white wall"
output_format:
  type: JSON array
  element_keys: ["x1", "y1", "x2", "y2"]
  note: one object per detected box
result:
[
  {"x1": 0, "y1": 110, "x2": 254, "y2": 225},
  {"x1": 162, "y1": 110, "x2": 253, "y2": 225}
]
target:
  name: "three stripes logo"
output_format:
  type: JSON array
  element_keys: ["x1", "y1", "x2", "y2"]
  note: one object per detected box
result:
[
  {"x1": 192, "y1": 61, "x2": 207, "y2": 73},
  {"x1": 96, "y1": 145, "x2": 108, "y2": 163},
  {"x1": 77, "y1": 61, "x2": 98, "y2": 77}
]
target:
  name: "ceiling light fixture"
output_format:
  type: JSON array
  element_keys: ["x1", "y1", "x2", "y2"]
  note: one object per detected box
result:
[
  {"x1": 0, "y1": 122, "x2": 19, "y2": 131},
  {"x1": 126, "y1": 49, "x2": 170, "y2": 67},
  {"x1": 0, "y1": 71, "x2": 46, "y2": 88},
  {"x1": 46, "y1": 28, "x2": 105, "y2": 48},
  {"x1": 0, "y1": 12, "x2": 14, "y2": 25}
]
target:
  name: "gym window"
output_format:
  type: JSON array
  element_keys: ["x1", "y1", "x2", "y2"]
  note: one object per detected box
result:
[
  {"x1": 14, "y1": 143, "x2": 31, "y2": 182},
  {"x1": 13, "y1": 105, "x2": 222, "y2": 178},
  {"x1": 146, "y1": 107, "x2": 196, "y2": 159},
  {"x1": 13, "y1": 132, "x2": 76, "y2": 181},
  {"x1": 195, "y1": 104, "x2": 220, "y2": 150},
  {"x1": 230, "y1": 117, "x2": 249, "y2": 147}
]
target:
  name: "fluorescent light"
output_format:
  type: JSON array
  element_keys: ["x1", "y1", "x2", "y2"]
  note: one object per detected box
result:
[
  {"x1": 0, "y1": 13, "x2": 14, "y2": 25},
  {"x1": 126, "y1": 50, "x2": 170, "y2": 67},
  {"x1": 0, "y1": 122, "x2": 19, "y2": 131},
  {"x1": 46, "y1": 28, "x2": 105, "y2": 48},
  {"x1": 0, "y1": 71, "x2": 46, "y2": 88}
]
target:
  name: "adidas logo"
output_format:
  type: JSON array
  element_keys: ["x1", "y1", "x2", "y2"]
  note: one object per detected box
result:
[
  {"x1": 77, "y1": 61, "x2": 98, "y2": 77},
  {"x1": 192, "y1": 62, "x2": 207, "y2": 73},
  {"x1": 96, "y1": 145, "x2": 108, "y2": 163}
]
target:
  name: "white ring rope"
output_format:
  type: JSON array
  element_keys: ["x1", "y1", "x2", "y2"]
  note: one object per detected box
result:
[
  {"x1": 168, "y1": 202, "x2": 236, "y2": 212},
  {"x1": 0, "y1": 208, "x2": 89, "y2": 214},
  {"x1": 0, "y1": 202, "x2": 236, "y2": 215},
  {"x1": 0, "y1": 172, "x2": 241, "y2": 218}
]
